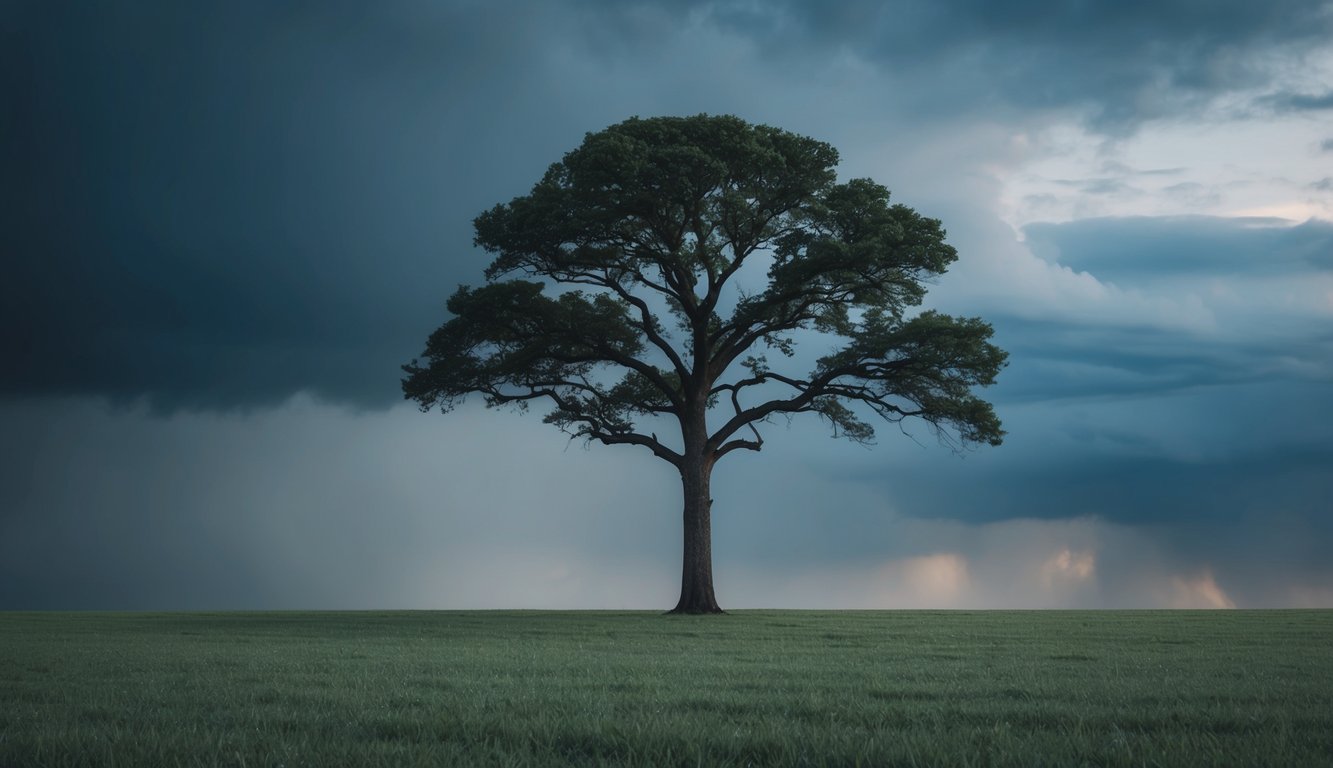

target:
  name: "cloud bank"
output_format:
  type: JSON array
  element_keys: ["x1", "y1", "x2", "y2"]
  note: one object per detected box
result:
[{"x1": 2, "y1": 1, "x2": 1330, "y2": 609}]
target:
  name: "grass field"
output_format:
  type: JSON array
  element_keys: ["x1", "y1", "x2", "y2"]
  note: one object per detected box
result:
[{"x1": 1, "y1": 610, "x2": 1330, "y2": 766}]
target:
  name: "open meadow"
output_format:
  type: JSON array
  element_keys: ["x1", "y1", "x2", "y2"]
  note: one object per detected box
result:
[{"x1": 1, "y1": 610, "x2": 1330, "y2": 766}]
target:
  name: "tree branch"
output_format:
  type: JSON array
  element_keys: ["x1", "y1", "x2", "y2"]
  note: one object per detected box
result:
[
  {"x1": 589, "y1": 430, "x2": 683, "y2": 467},
  {"x1": 601, "y1": 269, "x2": 691, "y2": 381},
  {"x1": 714, "y1": 438, "x2": 762, "y2": 460},
  {"x1": 706, "y1": 358, "x2": 917, "y2": 450},
  {"x1": 481, "y1": 383, "x2": 683, "y2": 467},
  {"x1": 711, "y1": 376, "x2": 766, "y2": 462}
]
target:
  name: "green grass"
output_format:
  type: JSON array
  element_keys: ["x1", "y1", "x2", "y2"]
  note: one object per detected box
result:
[{"x1": 1, "y1": 610, "x2": 1330, "y2": 766}]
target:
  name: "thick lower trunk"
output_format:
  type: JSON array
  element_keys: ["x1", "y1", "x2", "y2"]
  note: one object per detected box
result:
[{"x1": 670, "y1": 453, "x2": 723, "y2": 614}]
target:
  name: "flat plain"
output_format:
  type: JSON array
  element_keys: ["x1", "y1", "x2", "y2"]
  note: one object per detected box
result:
[{"x1": 1, "y1": 610, "x2": 1329, "y2": 766}]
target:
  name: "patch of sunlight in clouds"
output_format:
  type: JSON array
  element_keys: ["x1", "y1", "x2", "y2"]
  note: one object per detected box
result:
[
  {"x1": 1167, "y1": 570, "x2": 1238, "y2": 609},
  {"x1": 717, "y1": 516, "x2": 1224, "y2": 609},
  {"x1": 1041, "y1": 548, "x2": 1096, "y2": 590},
  {"x1": 893, "y1": 553, "x2": 971, "y2": 605}
]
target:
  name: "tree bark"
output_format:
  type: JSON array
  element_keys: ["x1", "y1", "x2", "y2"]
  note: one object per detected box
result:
[{"x1": 670, "y1": 448, "x2": 723, "y2": 614}]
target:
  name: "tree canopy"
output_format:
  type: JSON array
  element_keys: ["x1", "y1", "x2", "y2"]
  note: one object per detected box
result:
[
  {"x1": 405, "y1": 116, "x2": 1003, "y2": 461},
  {"x1": 404, "y1": 114, "x2": 1006, "y2": 612}
]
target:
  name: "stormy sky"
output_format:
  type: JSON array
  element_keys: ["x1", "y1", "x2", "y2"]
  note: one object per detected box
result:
[{"x1": 4, "y1": 0, "x2": 1332, "y2": 610}]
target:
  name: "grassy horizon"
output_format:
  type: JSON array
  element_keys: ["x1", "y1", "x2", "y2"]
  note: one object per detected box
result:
[{"x1": 2, "y1": 609, "x2": 1330, "y2": 766}]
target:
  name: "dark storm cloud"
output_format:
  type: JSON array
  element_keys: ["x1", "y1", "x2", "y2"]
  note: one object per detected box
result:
[
  {"x1": 1023, "y1": 216, "x2": 1333, "y2": 278},
  {"x1": 700, "y1": 372, "x2": 1333, "y2": 607},
  {"x1": 938, "y1": 215, "x2": 1333, "y2": 408},
  {"x1": 1, "y1": 2, "x2": 601, "y2": 410},
  {"x1": 1261, "y1": 90, "x2": 1333, "y2": 112},
  {"x1": 4, "y1": 2, "x2": 1331, "y2": 613},
  {"x1": 690, "y1": 0, "x2": 1333, "y2": 129},
  {"x1": 6, "y1": 1, "x2": 1329, "y2": 411},
  {"x1": 0, "y1": 396, "x2": 682, "y2": 610},
  {"x1": 893, "y1": 438, "x2": 1333, "y2": 530},
  {"x1": 986, "y1": 318, "x2": 1245, "y2": 403},
  {"x1": 1052, "y1": 178, "x2": 1142, "y2": 197},
  {"x1": 803, "y1": 370, "x2": 1333, "y2": 589}
]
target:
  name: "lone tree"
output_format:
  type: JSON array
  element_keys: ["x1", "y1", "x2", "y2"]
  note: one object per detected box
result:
[{"x1": 403, "y1": 115, "x2": 1005, "y2": 613}]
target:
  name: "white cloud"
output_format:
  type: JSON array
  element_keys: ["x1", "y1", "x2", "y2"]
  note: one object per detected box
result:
[
  {"x1": 995, "y1": 114, "x2": 1333, "y2": 228},
  {"x1": 927, "y1": 210, "x2": 1219, "y2": 335}
]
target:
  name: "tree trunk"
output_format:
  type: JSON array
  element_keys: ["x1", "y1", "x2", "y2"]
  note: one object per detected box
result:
[{"x1": 670, "y1": 450, "x2": 723, "y2": 613}]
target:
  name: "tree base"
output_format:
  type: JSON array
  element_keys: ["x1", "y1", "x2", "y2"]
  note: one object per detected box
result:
[{"x1": 666, "y1": 603, "x2": 726, "y2": 615}]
